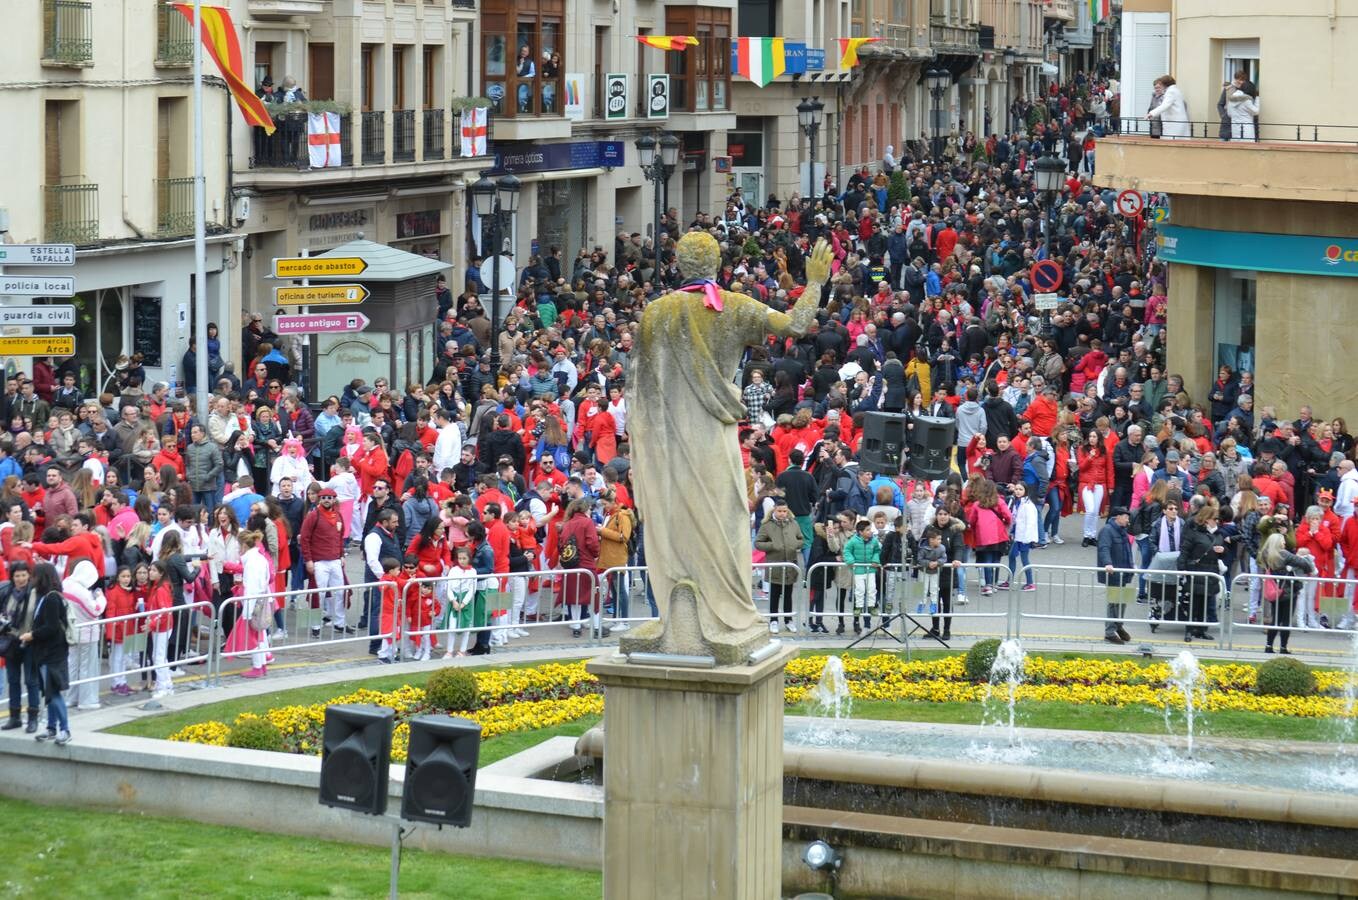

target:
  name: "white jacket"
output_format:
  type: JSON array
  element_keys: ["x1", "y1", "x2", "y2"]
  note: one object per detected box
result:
[
  {"x1": 1149, "y1": 84, "x2": 1190, "y2": 138},
  {"x1": 1225, "y1": 88, "x2": 1259, "y2": 139},
  {"x1": 1011, "y1": 498, "x2": 1040, "y2": 544},
  {"x1": 62, "y1": 560, "x2": 107, "y2": 644}
]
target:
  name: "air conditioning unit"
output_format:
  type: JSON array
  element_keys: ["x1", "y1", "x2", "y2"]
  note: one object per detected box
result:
[{"x1": 232, "y1": 195, "x2": 251, "y2": 225}]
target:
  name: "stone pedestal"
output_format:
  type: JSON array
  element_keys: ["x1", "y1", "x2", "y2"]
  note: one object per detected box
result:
[{"x1": 586, "y1": 644, "x2": 798, "y2": 900}]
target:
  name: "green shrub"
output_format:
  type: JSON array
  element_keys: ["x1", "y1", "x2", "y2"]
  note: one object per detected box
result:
[
  {"x1": 227, "y1": 717, "x2": 285, "y2": 752},
  {"x1": 964, "y1": 639, "x2": 1002, "y2": 682},
  {"x1": 886, "y1": 171, "x2": 910, "y2": 209},
  {"x1": 426, "y1": 667, "x2": 481, "y2": 711},
  {"x1": 741, "y1": 237, "x2": 761, "y2": 259},
  {"x1": 1255, "y1": 658, "x2": 1317, "y2": 697}
]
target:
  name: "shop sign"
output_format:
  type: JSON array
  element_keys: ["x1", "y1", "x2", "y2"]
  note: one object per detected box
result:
[
  {"x1": 299, "y1": 207, "x2": 374, "y2": 250},
  {"x1": 604, "y1": 73, "x2": 629, "y2": 121},
  {"x1": 806, "y1": 48, "x2": 826, "y2": 71},
  {"x1": 784, "y1": 43, "x2": 808, "y2": 75},
  {"x1": 396, "y1": 210, "x2": 442, "y2": 240},
  {"x1": 646, "y1": 74, "x2": 670, "y2": 120},
  {"x1": 1157, "y1": 225, "x2": 1358, "y2": 278},
  {"x1": 489, "y1": 141, "x2": 625, "y2": 175}
]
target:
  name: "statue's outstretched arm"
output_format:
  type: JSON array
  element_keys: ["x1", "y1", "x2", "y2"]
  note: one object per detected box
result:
[{"x1": 765, "y1": 239, "x2": 832, "y2": 339}]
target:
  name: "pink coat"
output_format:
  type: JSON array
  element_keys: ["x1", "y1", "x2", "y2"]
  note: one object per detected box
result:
[{"x1": 966, "y1": 502, "x2": 1013, "y2": 548}]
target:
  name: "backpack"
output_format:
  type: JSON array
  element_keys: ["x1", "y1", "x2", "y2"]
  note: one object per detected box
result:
[{"x1": 559, "y1": 534, "x2": 580, "y2": 567}]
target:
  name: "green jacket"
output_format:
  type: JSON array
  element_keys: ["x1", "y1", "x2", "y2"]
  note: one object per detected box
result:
[{"x1": 842, "y1": 533, "x2": 881, "y2": 575}]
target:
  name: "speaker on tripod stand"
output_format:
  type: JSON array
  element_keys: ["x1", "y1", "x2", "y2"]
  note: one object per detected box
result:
[{"x1": 906, "y1": 415, "x2": 957, "y2": 480}]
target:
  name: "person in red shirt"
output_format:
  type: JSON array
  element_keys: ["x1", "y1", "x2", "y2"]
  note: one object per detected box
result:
[
  {"x1": 1021, "y1": 387, "x2": 1059, "y2": 437},
  {"x1": 473, "y1": 474, "x2": 513, "y2": 519},
  {"x1": 28, "y1": 512, "x2": 105, "y2": 579},
  {"x1": 152, "y1": 433, "x2": 187, "y2": 480},
  {"x1": 376, "y1": 557, "x2": 407, "y2": 662}
]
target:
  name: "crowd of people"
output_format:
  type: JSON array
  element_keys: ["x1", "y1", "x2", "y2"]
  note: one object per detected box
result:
[{"x1": 1, "y1": 64, "x2": 1351, "y2": 748}]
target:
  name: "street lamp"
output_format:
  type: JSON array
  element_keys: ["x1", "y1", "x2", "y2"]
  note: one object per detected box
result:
[
  {"x1": 636, "y1": 131, "x2": 679, "y2": 273},
  {"x1": 925, "y1": 68, "x2": 951, "y2": 162},
  {"x1": 1033, "y1": 154, "x2": 1066, "y2": 330},
  {"x1": 797, "y1": 96, "x2": 824, "y2": 202},
  {"x1": 470, "y1": 171, "x2": 521, "y2": 374},
  {"x1": 1002, "y1": 48, "x2": 1016, "y2": 68}
]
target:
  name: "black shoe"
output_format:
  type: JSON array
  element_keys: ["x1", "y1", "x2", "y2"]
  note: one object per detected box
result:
[
  {"x1": 835, "y1": 625, "x2": 845, "y2": 635},
  {"x1": 1104, "y1": 635, "x2": 1125, "y2": 645},
  {"x1": 355, "y1": 620, "x2": 368, "y2": 630},
  {"x1": 1116, "y1": 626, "x2": 1131, "y2": 642},
  {"x1": 338, "y1": 626, "x2": 357, "y2": 635},
  {"x1": 1264, "y1": 645, "x2": 1275, "y2": 653},
  {"x1": 25, "y1": 711, "x2": 38, "y2": 734},
  {"x1": 35, "y1": 729, "x2": 56, "y2": 743},
  {"x1": 1, "y1": 715, "x2": 21, "y2": 731},
  {"x1": 941, "y1": 631, "x2": 952, "y2": 641},
  {"x1": 1279, "y1": 647, "x2": 1291, "y2": 655},
  {"x1": 853, "y1": 625, "x2": 862, "y2": 635},
  {"x1": 1196, "y1": 630, "x2": 1213, "y2": 640},
  {"x1": 1184, "y1": 632, "x2": 1192, "y2": 643},
  {"x1": 310, "y1": 626, "x2": 322, "y2": 637},
  {"x1": 571, "y1": 626, "x2": 582, "y2": 638}
]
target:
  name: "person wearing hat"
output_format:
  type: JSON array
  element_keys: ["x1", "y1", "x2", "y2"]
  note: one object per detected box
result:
[
  {"x1": 1097, "y1": 506, "x2": 1135, "y2": 644},
  {"x1": 300, "y1": 487, "x2": 352, "y2": 636}
]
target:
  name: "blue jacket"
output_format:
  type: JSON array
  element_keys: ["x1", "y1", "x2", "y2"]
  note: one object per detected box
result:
[{"x1": 1096, "y1": 521, "x2": 1134, "y2": 586}]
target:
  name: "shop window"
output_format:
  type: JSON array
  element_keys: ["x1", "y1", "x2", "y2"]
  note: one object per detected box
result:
[
  {"x1": 665, "y1": 7, "x2": 732, "y2": 113},
  {"x1": 1214, "y1": 270, "x2": 1256, "y2": 375},
  {"x1": 482, "y1": 0, "x2": 564, "y2": 118}
]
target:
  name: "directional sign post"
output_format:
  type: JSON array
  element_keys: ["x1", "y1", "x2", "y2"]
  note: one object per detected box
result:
[
  {"x1": 275, "y1": 284, "x2": 371, "y2": 306},
  {"x1": 0, "y1": 305, "x2": 76, "y2": 326},
  {"x1": 1029, "y1": 259, "x2": 1063, "y2": 294},
  {"x1": 273, "y1": 312, "x2": 371, "y2": 335},
  {"x1": 273, "y1": 257, "x2": 369, "y2": 278},
  {"x1": 1033, "y1": 292, "x2": 1060, "y2": 311},
  {"x1": 1116, "y1": 189, "x2": 1145, "y2": 218},
  {"x1": 0, "y1": 335, "x2": 75, "y2": 356},
  {"x1": 0, "y1": 276, "x2": 76, "y2": 297},
  {"x1": 0, "y1": 244, "x2": 76, "y2": 266}
]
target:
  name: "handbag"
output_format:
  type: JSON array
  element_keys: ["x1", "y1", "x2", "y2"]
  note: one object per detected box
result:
[
  {"x1": 249, "y1": 596, "x2": 273, "y2": 633},
  {"x1": 0, "y1": 633, "x2": 14, "y2": 657},
  {"x1": 1262, "y1": 577, "x2": 1281, "y2": 602}
]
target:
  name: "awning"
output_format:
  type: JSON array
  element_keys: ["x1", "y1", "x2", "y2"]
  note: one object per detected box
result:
[{"x1": 1040, "y1": 63, "x2": 1059, "y2": 76}]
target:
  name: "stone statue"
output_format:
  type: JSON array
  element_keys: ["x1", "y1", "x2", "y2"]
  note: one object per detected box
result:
[{"x1": 623, "y1": 232, "x2": 832, "y2": 663}]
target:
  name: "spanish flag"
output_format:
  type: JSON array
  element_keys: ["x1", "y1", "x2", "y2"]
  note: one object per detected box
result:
[
  {"x1": 174, "y1": 4, "x2": 276, "y2": 134},
  {"x1": 838, "y1": 37, "x2": 883, "y2": 69},
  {"x1": 636, "y1": 35, "x2": 699, "y2": 51}
]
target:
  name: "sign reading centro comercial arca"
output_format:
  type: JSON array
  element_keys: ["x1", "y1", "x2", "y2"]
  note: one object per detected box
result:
[{"x1": 1157, "y1": 225, "x2": 1358, "y2": 278}]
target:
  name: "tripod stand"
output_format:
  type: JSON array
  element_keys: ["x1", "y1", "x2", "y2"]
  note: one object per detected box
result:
[{"x1": 845, "y1": 563, "x2": 950, "y2": 659}]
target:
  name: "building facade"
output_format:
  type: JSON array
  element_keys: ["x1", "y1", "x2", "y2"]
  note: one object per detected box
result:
[
  {"x1": 1103, "y1": 0, "x2": 1358, "y2": 422},
  {"x1": 0, "y1": 0, "x2": 234, "y2": 393}
]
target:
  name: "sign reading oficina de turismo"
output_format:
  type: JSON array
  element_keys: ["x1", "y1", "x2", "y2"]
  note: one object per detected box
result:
[{"x1": 1157, "y1": 225, "x2": 1358, "y2": 278}]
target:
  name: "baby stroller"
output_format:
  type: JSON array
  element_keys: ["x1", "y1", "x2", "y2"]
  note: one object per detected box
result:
[{"x1": 1145, "y1": 550, "x2": 1186, "y2": 633}]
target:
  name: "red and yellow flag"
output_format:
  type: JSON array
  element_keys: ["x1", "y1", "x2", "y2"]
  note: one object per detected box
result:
[
  {"x1": 636, "y1": 35, "x2": 699, "y2": 52},
  {"x1": 837, "y1": 37, "x2": 883, "y2": 69},
  {"x1": 174, "y1": 4, "x2": 276, "y2": 134}
]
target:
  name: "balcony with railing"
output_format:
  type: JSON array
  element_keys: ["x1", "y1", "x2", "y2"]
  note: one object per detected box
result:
[
  {"x1": 250, "y1": 111, "x2": 353, "y2": 169},
  {"x1": 155, "y1": 3, "x2": 192, "y2": 66},
  {"x1": 44, "y1": 181, "x2": 99, "y2": 244},
  {"x1": 42, "y1": 0, "x2": 93, "y2": 67},
  {"x1": 392, "y1": 110, "x2": 416, "y2": 162},
  {"x1": 361, "y1": 111, "x2": 385, "y2": 165},
  {"x1": 1099, "y1": 121, "x2": 1358, "y2": 205},
  {"x1": 155, "y1": 177, "x2": 195, "y2": 236},
  {"x1": 423, "y1": 109, "x2": 446, "y2": 161}
]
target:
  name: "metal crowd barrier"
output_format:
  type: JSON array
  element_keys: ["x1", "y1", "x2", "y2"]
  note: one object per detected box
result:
[
  {"x1": 1225, "y1": 572, "x2": 1358, "y2": 650},
  {"x1": 803, "y1": 561, "x2": 882, "y2": 632},
  {"x1": 399, "y1": 568, "x2": 600, "y2": 654},
  {"x1": 1016, "y1": 564, "x2": 1229, "y2": 649},
  {"x1": 215, "y1": 579, "x2": 389, "y2": 679},
  {"x1": 66, "y1": 600, "x2": 214, "y2": 697}
]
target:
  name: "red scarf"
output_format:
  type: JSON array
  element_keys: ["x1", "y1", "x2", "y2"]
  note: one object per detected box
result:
[{"x1": 318, "y1": 503, "x2": 342, "y2": 532}]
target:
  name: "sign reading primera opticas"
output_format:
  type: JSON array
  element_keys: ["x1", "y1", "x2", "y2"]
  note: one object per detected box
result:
[{"x1": 604, "y1": 73, "x2": 629, "y2": 120}]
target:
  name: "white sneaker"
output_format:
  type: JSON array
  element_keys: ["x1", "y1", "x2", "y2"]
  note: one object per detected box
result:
[
  {"x1": 82, "y1": 703, "x2": 101, "y2": 711},
  {"x1": 1052, "y1": 536, "x2": 1066, "y2": 545},
  {"x1": 955, "y1": 595, "x2": 969, "y2": 606},
  {"x1": 786, "y1": 622, "x2": 798, "y2": 634},
  {"x1": 610, "y1": 622, "x2": 630, "y2": 632},
  {"x1": 167, "y1": 668, "x2": 186, "y2": 677},
  {"x1": 152, "y1": 688, "x2": 174, "y2": 699},
  {"x1": 769, "y1": 621, "x2": 781, "y2": 634},
  {"x1": 273, "y1": 629, "x2": 288, "y2": 641},
  {"x1": 513, "y1": 628, "x2": 530, "y2": 637}
]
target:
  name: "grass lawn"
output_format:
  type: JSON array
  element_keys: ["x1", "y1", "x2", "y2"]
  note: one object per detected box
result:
[{"x1": 0, "y1": 796, "x2": 600, "y2": 899}]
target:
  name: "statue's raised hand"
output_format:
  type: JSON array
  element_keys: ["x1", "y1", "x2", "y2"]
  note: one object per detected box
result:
[{"x1": 805, "y1": 238, "x2": 833, "y2": 286}]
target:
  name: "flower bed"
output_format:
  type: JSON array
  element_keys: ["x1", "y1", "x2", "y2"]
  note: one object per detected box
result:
[{"x1": 169, "y1": 656, "x2": 1358, "y2": 758}]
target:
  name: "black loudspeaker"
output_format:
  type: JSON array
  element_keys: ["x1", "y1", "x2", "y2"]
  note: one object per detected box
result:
[
  {"x1": 320, "y1": 704, "x2": 395, "y2": 815},
  {"x1": 859, "y1": 412, "x2": 910, "y2": 473},
  {"x1": 401, "y1": 715, "x2": 482, "y2": 826},
  {"x1": 908, "y1": 415, "x2": 958, "y2": 480}
]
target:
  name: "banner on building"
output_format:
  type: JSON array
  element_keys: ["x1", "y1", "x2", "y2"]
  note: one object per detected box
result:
[
  {"x1": 306, "y1": 112, "x2": 343, "y2": 167},
  {"x1": 646, "y1": 74, "x2": 670, "y2": 119},
  {"x1": 636, "y1": 35, "x2": 698, "y2": 51},
  {"x1": 173, "y1": 3, "x2": 274, "y2": 134},
  {"x1": 837, "y1": 37, "x2": 882, "y2": 69},
  {"x1": 460, "y1": 107, "x2": 488, "y2": 157},
  {"x1": 733, "y1": 37, "x2": 786, "y2": 88},
  {"x1": 604, "y1": 73, "x2": 629, "y2": 120},
  {"x1": 564, "y1": 73, "x2": 585, "y2": 121}
]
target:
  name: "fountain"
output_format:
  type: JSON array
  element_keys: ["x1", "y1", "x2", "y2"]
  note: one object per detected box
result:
[
  {"x1": 1166, "y1": 649, "x2": 1204, "y2": 758},
  {"x1": 990, "y1": 638, "x2": 1026, "y2": 748},
  {"x1": 800, "y1": 656, "x2": 858, "y2": 747},
  {"x1": 1319, "y1": 631, "x2": 1358, "y2": 790}
]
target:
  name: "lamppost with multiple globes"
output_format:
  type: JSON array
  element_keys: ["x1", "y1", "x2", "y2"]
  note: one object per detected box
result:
[
  {"x1": 636, "y1": 131, "x2": 680, "y2": 271},
  {"x1": 796, "y1": 96, "x2": 824, "y2": 202},
  {"x1": 470, "y1": 172, "x2": 522, "y2": 374},
  {"x1": 925, "y1": 68, "x2": 951, "y2": 162}
]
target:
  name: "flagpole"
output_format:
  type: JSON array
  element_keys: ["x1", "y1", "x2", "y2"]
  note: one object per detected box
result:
[{"x1": 192, "y1": 0, "x2": 210, "y2": 422}]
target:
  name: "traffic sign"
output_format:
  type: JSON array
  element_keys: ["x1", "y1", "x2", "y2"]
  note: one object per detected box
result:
[
  {"x1": 0, "y1": 305, "x2": 75, "y2": 326},
  {"x1": 0, "y1": 244, "x2": 76, "y2": 266},
  {"x1": 0, "y1": 335, "x2": 75, "y2": 355},
  {"x1": 274, "y1": 312, "x2": 370, "y2": 335},
  {"x1": 1029, "y1": 259, "x2": 1063, "y2": 293},
  {"x1": 273, "y1": 256, "x2": 368, "y2": 278},
  {"x1": 275, "y1": 284, "x2": 370, "y2": 306},
  {"x1": 1116, "y1": 189, "x2": 1145, "y2": 218},
  {"x1": 0, "y1": 275, "x2": 75, "y2": 297},
  {"x1": 477, "y1": 255, "x2": 515, "y2": 293},
  {"x1": 1033, "y1": 292, "x2": 1060, "y2": 311}
]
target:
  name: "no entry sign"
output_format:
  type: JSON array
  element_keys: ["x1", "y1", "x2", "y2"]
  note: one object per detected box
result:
[
  {"x1": 1030, "y1": 259, "x2": 1063, "y2": 293},
  {"x1": 1116, "y1": 189, "x2": 1145, "y2": 218}
]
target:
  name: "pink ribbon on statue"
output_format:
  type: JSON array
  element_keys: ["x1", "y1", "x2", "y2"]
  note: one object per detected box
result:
[{"x1": 680, "y1": 279, "x2": 723, "y2": 312}]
